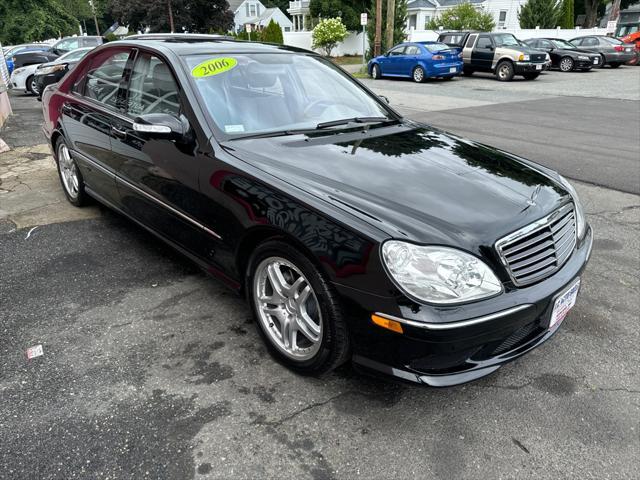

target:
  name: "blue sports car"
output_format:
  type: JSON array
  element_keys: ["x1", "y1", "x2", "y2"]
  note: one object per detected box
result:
[{"x1": 368, "y1": 41, "x2": 464, "y2": 82}]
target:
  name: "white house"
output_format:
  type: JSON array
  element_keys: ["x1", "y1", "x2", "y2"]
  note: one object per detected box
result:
[
  {"x1": 287, "y1": 1, "x2": 311, "y2": 31},
  {"x1": 406, "y1": 0, "x2": 525, "y2": 32},
  {"x1": 228, "y1": 0, "x2": 293, "y2": 33}
]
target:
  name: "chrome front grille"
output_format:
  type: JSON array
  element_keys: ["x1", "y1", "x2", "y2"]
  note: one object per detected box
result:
[{"x1": 496, "y1": 203, "x2": 576, "y2": 286}]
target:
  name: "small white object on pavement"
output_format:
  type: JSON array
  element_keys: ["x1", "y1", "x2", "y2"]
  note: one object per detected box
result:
[{"x1": 26, "y1": 344, "x2": 44, "y2": 359}]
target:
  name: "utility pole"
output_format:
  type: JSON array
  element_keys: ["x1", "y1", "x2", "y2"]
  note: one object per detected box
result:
[
  {"x1": 385, "y1": 0, "x2": 395, "y2": 51},
  {"x1": 89, "y1": 0, "x2": 100, "y2": 35},
  {"x1": 374, "y1": 0, "x2": 382, "y2": 56},
  {"x1": 168, "y1": 0, "x2": 175, "y2": 33}
]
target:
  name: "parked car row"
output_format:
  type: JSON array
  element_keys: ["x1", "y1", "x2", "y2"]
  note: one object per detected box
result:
[
  {"x1": 5, "y1": 36, "x2": 104, "y2": 95},
  {"x1": 368, "y1": 31, "x2": 636, "y2": 83}
]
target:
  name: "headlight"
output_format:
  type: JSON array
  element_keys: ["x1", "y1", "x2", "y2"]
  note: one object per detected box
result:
[
  {"x1": 545, "y1": 53, "x2": 550, "y2": 60},
  {"x1": 518, "y1": 54, "x2": 530, "y2": 61},
  {"x1": 38, "y1": 64, "x2": 66, "y2": 75},
  {"x1": 558, "y1": 175, "x2": 586, "y2": 239},
  {"x1": 11, "y1": 67, "x2": 26, "y2": 76},
  {"x1": 577, "y1": 55, "x2": 589, "y2": 60},
  {"x1": 381, "y1": 242, "x2": 503, "y2": 304}
]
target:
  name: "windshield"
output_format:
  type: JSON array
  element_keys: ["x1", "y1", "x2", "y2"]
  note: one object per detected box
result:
[
  {"x1": 493, "y1": 34, "x2": 520, "y2": 47},
  {"x1": 185, "y1": 53, "x2": 392, "y2": 136},
  {"x1": 617, "y1": 24, "x2": 639, "y2": 36},
  {"x1": 423, "y1": 42, "x2": 450, "y2": 53},
  {"x1": 552, "y1": 39, "x2": 577, "y2": 49}
]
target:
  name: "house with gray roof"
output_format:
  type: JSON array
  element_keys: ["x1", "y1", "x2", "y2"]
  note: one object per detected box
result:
[
  {"x1": 228, "y1": 0, "x2": 293, "y2": 33},
  {"x1": 406, "y1": 0, "x2": 526, "y2": 31}
]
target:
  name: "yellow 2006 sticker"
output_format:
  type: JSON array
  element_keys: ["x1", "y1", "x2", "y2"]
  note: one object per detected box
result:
[{"x1": 192, "y1": 57, "x2": 237, "y2": 78}]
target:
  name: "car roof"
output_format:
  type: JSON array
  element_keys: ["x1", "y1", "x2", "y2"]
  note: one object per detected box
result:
[{"x1": 109, "y1": 35, "x2": 312, "y2": 55}]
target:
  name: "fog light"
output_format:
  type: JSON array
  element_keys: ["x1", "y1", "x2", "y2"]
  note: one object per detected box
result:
[{"x1": 371, "y1": 314, "x2": 403, "y2": 334}]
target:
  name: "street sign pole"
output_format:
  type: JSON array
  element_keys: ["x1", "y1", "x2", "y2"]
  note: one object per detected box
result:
[{"x1": 361, "y1": 13, "x2": 368, "y2": 67}]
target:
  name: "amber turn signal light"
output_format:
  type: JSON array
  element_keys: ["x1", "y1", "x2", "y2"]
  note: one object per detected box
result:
[{"x1": 371, "y1": 314, "x2": 403, "y2": 334}]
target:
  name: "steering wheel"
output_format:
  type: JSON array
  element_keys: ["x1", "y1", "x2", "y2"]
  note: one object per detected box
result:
[{"x1": 303, "y1": 99, "x2": 333, "y2": 118}]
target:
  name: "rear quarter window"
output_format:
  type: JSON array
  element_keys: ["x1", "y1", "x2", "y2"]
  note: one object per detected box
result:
[{"x1": 465, "y1": 35, "x2": 477, "y2": 48}]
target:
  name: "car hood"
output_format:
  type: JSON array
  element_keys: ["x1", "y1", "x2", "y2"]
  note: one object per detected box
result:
[{"x1": 223, "y1": 123, "x2": 569, "y2": 250}]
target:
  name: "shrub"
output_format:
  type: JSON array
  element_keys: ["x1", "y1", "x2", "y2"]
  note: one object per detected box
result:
[
  {"x1": 260, "y1": 19, "x2": 284, "y2": 44},
  {"x1": 312, "y1": 17, "x2": 348, "y2": 57},
  {"x1": 425, "y1": 2, "x2": 495, "y2": 31},
  {"x1": 518, "y1": 0, "x2": 562, "y2": 29}
]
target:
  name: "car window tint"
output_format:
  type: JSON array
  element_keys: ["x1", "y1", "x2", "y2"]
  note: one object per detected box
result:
[
  {"x1": 571, "y1": 38, "x2": 582, "y2": 45},
  {"x1": 539, "y1": 40, "x2": 552, "y2": 49},
  {"x1": 582, "y1": 37, "x2": 598, "y2": 46},
  {"x1": 477, "y1": 36, "x2": 492, "y2": 49},
  {"x1": 388, "y1": 46, "x2": 406, "y2": 56},
  {"x1": 126, "y1": 53, "x2": 180, "y2": 117},
  {"x1": 84, "y1": 50, "x2": 129, "y2": 108},
  {"x1": 405, "y1": 46, "x2": 421, "y2": 55},
  {"x1": 56, "y1": 38, "x2": 80, "y2": 53},
  {"x1": 465, "y1": 34, "x2": 477, "y2": 48}
]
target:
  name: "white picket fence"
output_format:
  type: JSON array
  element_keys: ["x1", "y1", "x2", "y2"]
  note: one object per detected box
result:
[
  {"x1": 283, "y1": 27, "x2": 610, "y2": 56},
  {"x1": 407, "y1": 27, "x2": 610, "y2": 42}
]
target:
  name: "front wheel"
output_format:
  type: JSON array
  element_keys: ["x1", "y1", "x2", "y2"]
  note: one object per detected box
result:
[
  {"x1": 495, "y1": 61, "x2": 515, "y2": 81},
  {"x1": 371, "y1": 64, "x2": 381, "y2": 79},
  {"x1": 55, "y1": 137, "x2": 88, "y2": 206},
  {"x1": 26, "y1": 75, "x2": 39, "y2": 95},
  {"x1": 247, "y1": 240, "x2": 350, "y2": 375},
  {"x1": 522, "y1": 73, "x2": 540, "y2": 80},
  {"x1": 412, "y1": 66, "x2": 425, "y2": 83},
  {"x1": 559, "y1": 56, "x2": 574, "y2": 72}
]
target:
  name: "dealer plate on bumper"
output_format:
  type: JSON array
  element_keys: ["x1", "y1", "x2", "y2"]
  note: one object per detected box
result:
[
  {"x1": 549, "y1": 278, "x2": 580, "y2": 329},
  {"x1": 535, "y1": 64, "x2": 543, "y2": 70},
  {"x1": 449, "y1": 67, "x2": 457, "y2": 73}
]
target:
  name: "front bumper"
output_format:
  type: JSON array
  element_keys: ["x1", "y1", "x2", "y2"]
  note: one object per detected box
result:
[
  {"x1": 34, "y1": 73, "x2": 60, "y2": 96},
  {"x1": 514, "y1": 61, "x2": 548, "y2": 73},
  {"x1": 10, "y1": 71, "x2": 28, "y2": 90},
  {"x1": 338, "y1": 226, "x2": 593, "y2": 387},
  {"x1": 575, "y1": 58, "x2": 600, "y2": 68}
]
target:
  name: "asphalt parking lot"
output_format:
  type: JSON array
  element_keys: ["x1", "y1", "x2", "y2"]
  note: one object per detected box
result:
[{"x1": 1, "y1": 66, "x2": 639, "y2": 479}]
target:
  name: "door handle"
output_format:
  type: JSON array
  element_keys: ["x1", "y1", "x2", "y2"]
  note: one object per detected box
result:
[{"x1": 111, "y1": 126, "x2": 127, "y2": 139}]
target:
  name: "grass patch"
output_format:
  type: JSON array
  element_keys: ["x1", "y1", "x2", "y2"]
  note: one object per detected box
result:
[
  {"x1": 351, "y1": 66, "x2": 370, "y2": 79},
  {"x1": 331, "y1": 55, "x2": 364, "y2": 65}
]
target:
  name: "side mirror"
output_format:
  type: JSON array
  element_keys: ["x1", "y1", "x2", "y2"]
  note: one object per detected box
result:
[{"x1": 133, "y1": 113, "x2": 189, "y2": 137}]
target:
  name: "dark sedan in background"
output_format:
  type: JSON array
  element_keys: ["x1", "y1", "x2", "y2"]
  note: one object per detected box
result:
[
  {"x1": 41, "y1": 37, "x2": 592, "y2": 387},
  {"x1": 524, "y1": 38, "x2": 601, "y2": 71},
  {"x1": 570, "y1": 35, "x2": 635, "y2": 67},
  {"x1": 34, "y1": 47, "x2": 93, "y2": 98}
]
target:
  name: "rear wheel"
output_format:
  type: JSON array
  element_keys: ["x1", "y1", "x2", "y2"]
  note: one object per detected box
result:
[
  {"x1": 412, "y1": 66, "x2": 425, "y2": 83},
  {"x1": 598, "y1": 54, "x2": 606, "y2": 68},
  {"x1": 371, "y1": 64, "x2": 381, "y2": 79},
  {"x1": 247, "y1": 240, "x2": 350, "y2": 375},
  {"x1": 609, "y1": 62, "x2": 621, "y2": 68},
  {"x1": 559, "y1": 56, "x2": 574, "y2": 72},
  {"x1": 55, "y1": 137, "x2": 88, "y2": 206},
  {"x1": 495, "y1": 61, "x2": 515, "y2": 81}
]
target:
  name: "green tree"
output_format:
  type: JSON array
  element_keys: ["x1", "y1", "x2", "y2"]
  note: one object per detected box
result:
[
  {"x1": 425, "y1": 3, "x2": 495, "y2": 31},
  {"x1": 260, "y1": 19, "x2": 284, "y2": 43},
  {"x1": 366, "y1": 0, "x2": 407, "y2": 58},
  {"x1": 310, "y1": 0, "x2": 369, "y2": 31},
  {"x1": 558, "y1": 0, "x2": 574, "y2": 28},
  {"x1": 517, "y1": 0, "x2": 562, "y2": 28},
  {"x1": 0, "y1": 0, "x2": 80, "y2": 44},
  {"x1": 312, "y1": 17, "x2": 348, "y2": 56}
]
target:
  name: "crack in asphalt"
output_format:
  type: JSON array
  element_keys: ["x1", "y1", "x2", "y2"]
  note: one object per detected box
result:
[{"x1": 252, "y1": 391, "x2": 355, "y2": 427}]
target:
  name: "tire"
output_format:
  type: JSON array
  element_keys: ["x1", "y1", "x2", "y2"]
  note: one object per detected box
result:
[
  {"x1": 463, "y1": 66, "x2": 474, "y2": 76},
  {"x1": 559, "y1": 56, "x2": 574, "y2": 72},
  {"x1": 246, "y1": 240, "x2": 350, "y2": 375},
  {"x1": 371, "y1": 64, "x2": 381, "y2": 79},
  {"x1": 598, "y1": 54, "x2": 606, "y2": 68},
  {"x1": 55, "y1": 136, "x2": 88, "y2": 207},
  {"x1": 609, "y1": 62, "x2": 621, "y2": 68},
  {"x1": 522, "y1": 73, "x2": 539, "y2": 80},
  {"x1": 26, "y1": 75, "x2": 39, "y2": 95},
  {"x1": 412, "y1": 66, "x2": 425, "y2": 83},
  {"x1": 495, "y1": 60, "x2": 515, "y2": 81}
]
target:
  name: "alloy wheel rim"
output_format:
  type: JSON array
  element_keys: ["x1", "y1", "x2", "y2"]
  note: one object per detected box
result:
[
  {"x1": 373, "y1": 65, "x2": 379, "y2": 78},
  {"x1": 499, "y1": 64, "x2": 510, "y2": 79},
  {"x1": 57, "y1": 143, "x2": 79, "y2": 199},
  {"x1": 253, "y1": 257, "x2": 323, "y2": 361},
  {"x1": 560, "y1": 58, "x2": 573, "y2": 71},
  {"x1": 414, "y1": 68, "x2": 424, "y2": 82},
  {"x1": 31, "y1": 79, "x2": 39, "y2": 94}
]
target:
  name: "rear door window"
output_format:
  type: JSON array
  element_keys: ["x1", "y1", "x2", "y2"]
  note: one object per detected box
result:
[
  {"x1": 476, "y1": 36, "x2": 493, "y2": 49},
  {"x1": 83, "y1": 49, "x2": 131, "y2": 109}
]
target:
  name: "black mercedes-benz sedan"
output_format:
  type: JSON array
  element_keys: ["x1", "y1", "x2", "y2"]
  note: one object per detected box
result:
[
  {"x1": 524, "y1": 38, "x2": 601, "y2": 71},
  {"x1": 41, "y1": 36, "x2": 593, "y2": 387}
]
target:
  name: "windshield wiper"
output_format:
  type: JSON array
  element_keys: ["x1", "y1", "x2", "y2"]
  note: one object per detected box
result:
[{"x1": 316, "y1": 116, "x2": 392, "y2": 129}]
